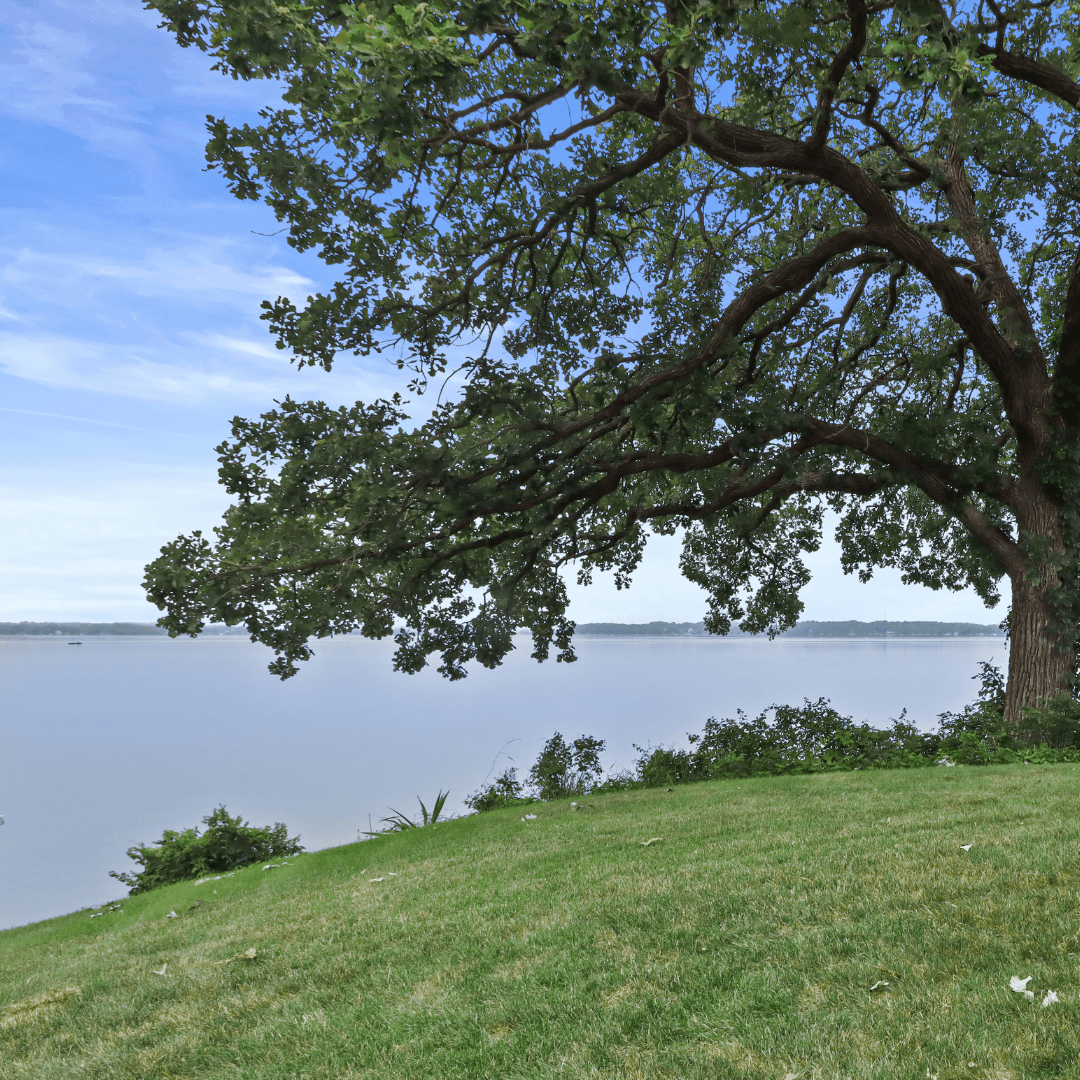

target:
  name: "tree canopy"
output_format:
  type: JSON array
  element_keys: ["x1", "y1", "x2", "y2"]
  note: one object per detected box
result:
[{"x1": 143, "y1": 0, "x2": 1080, "y2": 721}]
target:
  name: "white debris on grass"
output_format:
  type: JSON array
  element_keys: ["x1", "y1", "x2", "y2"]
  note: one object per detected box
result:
[
  {"x1": 521, "y1": 814, "x2": 538, "y2": 821},
  {"x1": 640, "y1": 837, "x2": 663, "y2": 847},
  {"x1": 151, "y1": 963, "x2": 168, "y2": 977},
  {"x1": 165, "y1": 911, "x2": 178, "y2": 919},
  {"x1": 937, "y1": 757, "x2": 957, "y2": 767},
  {"x1": 1009, "y1": 975, "x2": 1036, "y2": 1001},
  {"x1": 1042, "y1": 990, "x2": 1061, "y2": 1007},
  {"x1": 960, "y1": 844, "x2": 972, "y2": 851},
  {"x1": 869, "y1": 981, "x2": 889, "y2": 992},
  {"x1": 195, "y1": 873, "x2": 236, "y2": 886}
]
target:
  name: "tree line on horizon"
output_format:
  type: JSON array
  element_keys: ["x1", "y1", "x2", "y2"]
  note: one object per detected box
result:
[
  {"x1": 0, "y1": 619, "x2": 1001, "y2": 639},
  {"x1": 0, "y1": 623, "x2": 244, "y2": 637},
  {"x1": 574, "y1": 620, "x2": 1002, "y2": 637}
]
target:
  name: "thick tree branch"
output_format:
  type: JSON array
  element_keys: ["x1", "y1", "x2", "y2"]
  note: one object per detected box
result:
[
  {"x1": 942, "y1": 148, "x2": 1045, "y2": 365},
  {"x1": 975, "y1": 42, "x2": 1080, "y2": 106},
  {"x1": 805, "y1": 418, "x2": 1022, "y2": 574},
  {"x1": 611, "y1": 88, "x2": 1044, "y2": 440},
  {"x1": 533, "y1": 226, "x2": 883, "y2": 448},
  {"x1": 808, "y1": 0, "x2": 868, "y2": 151}
]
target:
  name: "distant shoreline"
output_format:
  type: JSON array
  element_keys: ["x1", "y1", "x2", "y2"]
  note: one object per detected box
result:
[
  {"x1": 573, "y1": 619, "x2": 1003, "y2": 639},
  {"x1": 0, "y1": 619, "x2": 1003, "y2": 640},
  {"x1": 0, "y1": 622, "x2": 244, "y2": 637}
]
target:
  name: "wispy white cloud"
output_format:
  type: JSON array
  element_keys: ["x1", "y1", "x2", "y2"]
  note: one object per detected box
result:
[
  {"x1": 0, "y1": 333, "x2": 399, "y2": 408},
  {"x1": 0, "y1": 243, "x2": 315, "y2": 307},
  {"x1": 198, "y1": 334, "x2": 284, "y2": 361},
  {"x1": 0, "y1": 7, "x2": 152, "y2": 163},
  {"x1": 0, "y1": 0, "x2": 276, "y2": 165},
  {"x1": 0, "y1": 405, "x2": 182, "y2": 436}
]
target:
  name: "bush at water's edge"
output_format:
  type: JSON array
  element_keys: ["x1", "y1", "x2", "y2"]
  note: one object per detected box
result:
[{"x1": 468, "y1": 663, "x2": 1080, "y2": 810}]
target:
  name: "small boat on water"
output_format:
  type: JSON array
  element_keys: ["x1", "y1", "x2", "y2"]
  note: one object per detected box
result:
[{"x1": 68, "y1": 641, "x2": 82, "y2": 645}]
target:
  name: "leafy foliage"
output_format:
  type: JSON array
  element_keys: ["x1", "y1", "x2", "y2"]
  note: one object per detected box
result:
[
  {"x1": 636, "y1": 699, "x2": 937, "y2": 783},
  {"x1": 528, "y1": 733, "x2": 607, "y2": 800},
  {"x1": 142, "y1": 0, "x2": 1080, "y2": 720},
  {"x1": 109, "y1": 807, "x2": 303, "y2": 894},
  {"x1": 1021, "y1": 694, "x2": 1080, "y2": 749},
  {"x1": 936, "y1": 658, "x2": 1008, "y2": 744},
  {"x1": 462, "y1": 661, "x2": 1080, "y2": 812},
  {"x1": 635, "y1": 669, "x2": 1080, "y2": 785},
  {"x1": 464, "y1": 768, "x2": 531, "y2": 813},
  {"x1": 466, "y1": 735, "x2": 607, "y2": 808}
]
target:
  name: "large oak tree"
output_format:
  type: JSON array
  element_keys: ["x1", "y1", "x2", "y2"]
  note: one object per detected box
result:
[{"x1": 143, "y1": 0, "x2": 1080, "y2": 723}]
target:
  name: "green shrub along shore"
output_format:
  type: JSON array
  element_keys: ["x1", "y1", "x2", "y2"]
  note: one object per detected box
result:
[
  {"x1": 4, "y1": 675, "x2": 1080, "y2": 1079},
  {"x1": 468, "y1": 665, "x2": 1080, "y2": 812}
]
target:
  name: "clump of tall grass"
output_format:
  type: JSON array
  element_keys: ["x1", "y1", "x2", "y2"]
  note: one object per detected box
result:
[{"x1": 365, "y1": 790, "x2": 451, "y2": 834}]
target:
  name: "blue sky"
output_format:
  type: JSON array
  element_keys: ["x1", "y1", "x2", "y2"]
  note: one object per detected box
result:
[{"x1": 0, "y1": 0, "x2": 999, "y2": 626}]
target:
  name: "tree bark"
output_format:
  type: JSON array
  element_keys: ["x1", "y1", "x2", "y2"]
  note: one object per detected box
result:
[{"x1": 1004, "y1": 575, "x2": 1075, "y2": 726}]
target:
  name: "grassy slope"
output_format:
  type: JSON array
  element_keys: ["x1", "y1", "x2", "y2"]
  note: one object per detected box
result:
[{"x1": 2, "y1": 766, "x2": 1079, "y2": 1080}]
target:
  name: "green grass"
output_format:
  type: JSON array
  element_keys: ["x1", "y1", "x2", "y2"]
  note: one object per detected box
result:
[{"x1": 3, "y1": 764, "x2": 1080, "y2": 1079}]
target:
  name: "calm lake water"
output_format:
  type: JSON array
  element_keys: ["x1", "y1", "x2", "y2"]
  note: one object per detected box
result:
[{"x1": 0, "y1": 633, "x2": 1006, "y2": 928}]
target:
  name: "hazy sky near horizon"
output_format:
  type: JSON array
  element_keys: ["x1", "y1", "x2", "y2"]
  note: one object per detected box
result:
[{"x1": 0, "y1": 0, "x2": 1000, "y2": 627}]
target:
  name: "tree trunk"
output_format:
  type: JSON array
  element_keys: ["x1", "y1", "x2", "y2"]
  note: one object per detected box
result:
[{"x1": 1003, "y1": 575, "x2": 1075, "y2": 726}]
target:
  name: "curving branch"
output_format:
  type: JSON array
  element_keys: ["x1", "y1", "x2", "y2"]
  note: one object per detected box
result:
[
  {"x1": 807, "y1": 0, "x2": 869, "y2": 151},
  {"x1": 975, "y1": 42, "x2": 1080, "y2": 107}
]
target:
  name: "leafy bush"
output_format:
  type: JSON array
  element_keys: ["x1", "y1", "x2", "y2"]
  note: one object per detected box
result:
[
  {"x1": 468, "y1": 736, "x2": 609, "y2": 811},
  {"x1": 468, "y1": 662, "x2": 1080, "y2": 811},
  {"x1": 636, "y1": 699, "x2": 939, "y2": 784},
  {"x1": 936, "y1": 660, "x2": 1008, "y2": 747},
  {"x1": 465, "y1": 768, "x2": 532, "y2": 812},
  {"x1": 110, "y1": 806, "x2": 303, "y2": 895},
  {"x1": 528, "y1": 733, "x2": 606, "y2": 800},
  {"x1": 590, "y1": 769, "x2": 638, "y2": 793},
  {"x1": 632, "y1": 664, "x2": 1080, "y2": 787},
  {"x1": 1021, "y1": 694, "x2": 1080, "y2": 749}
]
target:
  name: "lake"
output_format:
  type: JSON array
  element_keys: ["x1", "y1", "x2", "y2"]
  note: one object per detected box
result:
[{"x1": 0, "y1": 633, "x2": 1006, "y2": 928}]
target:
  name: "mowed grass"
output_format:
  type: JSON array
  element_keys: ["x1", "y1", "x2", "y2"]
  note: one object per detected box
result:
[{"x1": 2, "y1": 766, "x2": 1080, "y2": 1079}]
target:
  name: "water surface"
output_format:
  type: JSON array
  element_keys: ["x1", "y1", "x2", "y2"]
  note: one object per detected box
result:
[{"x1": 0, "y1": 634, "x2": 1005, "y2": 928}]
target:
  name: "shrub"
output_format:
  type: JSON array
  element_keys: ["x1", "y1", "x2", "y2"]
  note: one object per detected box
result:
[
  {"x1": 528, "y1": 733, "x2": 606, "y2": 800},
  {"x1": 1021, "y1": 694, "x2": 1080, "y2": 749},
  {"x1": 469, "y1": 736, "x2": 610, "y2": 811},
  {"x1": 591, "y1": 769, "x2": 638, "y2": 793},
  {"x1": 469, "y1": 660, "x2": 1080, "y2": 811},
  {"x1": 635, "y1": 699, "x2": 941, "y2": 785},
  {"x1": 110, "y1": 806, "x2": 303, "y2": 894},
  {"x1": 936, "y1": 660, "x2": 1008, "y2": 748},
  {"x1": 465, "y1": 768, "x2": 532, "y2": 812}
]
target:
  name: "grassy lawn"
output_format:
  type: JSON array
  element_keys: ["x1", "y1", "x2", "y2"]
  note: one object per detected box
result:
[{"x1": 2, "y1": 764, "x2": 1079, "y2": 1079}]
